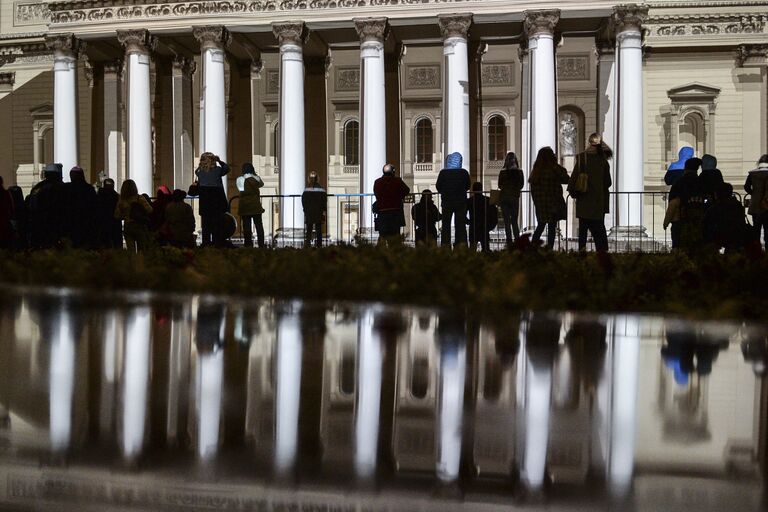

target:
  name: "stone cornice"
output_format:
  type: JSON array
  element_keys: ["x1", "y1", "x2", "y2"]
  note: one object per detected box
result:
[
  {"x1": 437, "y1": 13, "x2": 472, "y2": 40},
  {"x1": 272, "y1": 21, "x2": 306, "y2": 47},
  {"x1": 354, "y1": 17, "x2": 388, "y2": 43},
  {"x1": 523, "y1": 10, "x2": 560, "y2": 37},
  {"x1": 192, "y1": 25, "x2": 231, "y2": 52},
  {"x1": 613, "y1": 3, "x2": 648, "y2": 34},
  {"x1": 116, "y1": 29, "x2": 157, "y2": 54}
]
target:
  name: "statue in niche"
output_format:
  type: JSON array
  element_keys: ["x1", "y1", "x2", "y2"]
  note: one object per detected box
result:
[{"x1": 559, "y1": 113, "x2": 577, "y2": 157}]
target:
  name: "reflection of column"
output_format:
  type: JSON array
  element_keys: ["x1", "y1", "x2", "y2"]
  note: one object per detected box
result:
[
  {"x1": 613, "y1": 5, "x2": 648, "y2": 232},
  {"x1": 103, "y1": 60, "x2": 125, "y2": 187},
  {"x1": 436, "y1": 340, "x2": 467, "y2": 483},
  {"x1": 355, "y1": 17, "x2": 388, "y2": 231},
  {"x1": 275, "y1": 305, "x2": 303, "y2": 475},
  {"x1": 122, "y1": 306, "x2": 151, "y2": 461},
  {"x1": 522, "y1": 352, "x2": 553, "y2": 490},
  {"x1": 167, "y1": 304, "x2": 191, "y2": 444},
  {"x1": 273, "y1": 22, "x2": 306, "y2": 230},
  {"x1": 438, "y1": 14, "x2": 472, "y2": 164},
  {"x1": 524, "y1": 10, "x2": 559, "y2": 158},
  {"x1": 117, "y1": 29, "x2": 156, "y2": 195},
  {"x1": 49, "y1": 307, "x2": 75, "y2": 452},
  {"x1": 596, "y1": 41, "x2": 617, "y2": 231},
  {"x1": 197, "y1": 351, "x2": 223, "y2": 460},
  {"x1": 354, "y1": 308, "x2": 383, "y2": 479},
  {"x1": 608, "y1": 315, "x2": 640, "y2": 495},
  {"x1": 99, "y1": 310, "x2": 120, "y2": 437},
  {"x1": 45, "y1": 34, "x2": 81, "y2": 179}
]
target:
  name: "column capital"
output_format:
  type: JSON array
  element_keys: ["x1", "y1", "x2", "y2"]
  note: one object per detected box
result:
[
  {"x1": 45, "y1": 33, "x2": 83, "y2": 59},
  {"x1": 354, "y1": 17, "x2": 388, "y2": 43},
  {"x1": 612, "y1": 4, "x2": 649, "y2": 34},
  {"x1": 250, "y1": 59, "x2": 264, "y2": 79},
  {"x1": 172, "y1": 55, "x2": 196, "y2": 78},
  {"x1": 736, "y1": 43, "x2": 768, "y2": 67},
  {"x1": 117, "y1": 29, "x2": 157, "y2": 55},
  {"x1": 193, "y1": 25, "x2": 232, "y2": 52},
  {"x1": 438, "y1": 13, "x2": 472, "y2": 40},
  {"x1": 103, "y1": 59, "x2": 123, "y2": 76},
  {"x1": 272, "y1": 21, "x2": 307, "y2": 47},
  {"x1": 524, "y1": 10, "x2": 560, "y2": 38}
]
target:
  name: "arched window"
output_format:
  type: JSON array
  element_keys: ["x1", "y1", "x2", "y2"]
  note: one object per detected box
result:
[
  {"x1": 414, "y1": 118, "x2": 433, "y2": 164},
  {"x1": 344, "y1": 119, "x2": 359, "y2": 165},
  {"x1": 680, "y1": 111, "x2": 706, "y2": 156},
  {"x1": 487, "y1": 115, "x2": 507, "y2": 161}
]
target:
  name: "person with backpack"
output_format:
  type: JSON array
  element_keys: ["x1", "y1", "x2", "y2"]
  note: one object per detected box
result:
[
  {"x1": 436, "y1": 152, "x2": 471, "y2": 248},
  {"x1": 669, "y1": 157, "x2": 707, "y2": 251},
  {"x1": 568, "y1": 133, "x2": 613, "y2": 252},
  {"x1": 115, "y1": 179, "x2": 152, "y2": 251},
  {"x1": 466, "y1": 182, "x2": 497, "y2": 252},
  {"x1": 411, "y1": 189, "x2": 440, "y2": 245},
  {"x1": 497, "y1": 151, "x2": 524, "y2": 248},
  {"x1": 744, "y1": 154, "x2": 768, "y2": 246},
  {"x1": 529, "y1": 147, "x2": 569, "y2": 249},
  {"x1": 237, "y1": 163, "x2": 266, "y2": 248}
]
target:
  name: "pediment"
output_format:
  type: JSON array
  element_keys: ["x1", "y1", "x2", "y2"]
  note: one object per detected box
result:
[
  {"x1": 667, "y1": 82, "x2": 721, "y2": 102},
  {"x1": 29, "y1": 103, "x2": 53, "y2": 116}
]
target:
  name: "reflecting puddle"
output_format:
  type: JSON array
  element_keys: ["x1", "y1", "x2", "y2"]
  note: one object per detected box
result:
[{"x1": 0, "y1": 288, "x2": 766, "y2": 511}]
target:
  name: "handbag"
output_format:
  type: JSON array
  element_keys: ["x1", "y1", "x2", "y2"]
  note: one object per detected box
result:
[{"x1": 573, "y1": 153, "x2": 589, "y2": 195}]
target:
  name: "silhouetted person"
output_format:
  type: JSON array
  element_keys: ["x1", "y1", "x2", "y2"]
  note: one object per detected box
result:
[
  {"x1": 411, "y1": 189, "x2": 440, "y2": 245},
  {"x1": 569, "y1": 133, "x2": 613, "y2": 252},
  {"x1": 529, "y1": 147, "x2": 568, "y2": 249},
  {"x1": 0, "y1": 176, "x2": 13, "y2": 249},
  {"x1": 96, "y1": 178, "x2": 122, "y2": 249},
  {"x1": 373, "y1": 163, "x2": 409, "y2": 245},
  {"x1": 436, "y1": 152, "x2": 471, "y2": 248},
  {"x1": 665, "y1": 146, "x2": 694, "y2": 186},
  {"x1": 497, "y1": 151, "x2": 524, "y2": 247},
  {"x1": 302, "y1": 171, "x2": 326, "y2": 248},
  {"x1": 699, "y1": 154, "x2": 724, "y2": 202},
  {"x1": 466, "y1": 182, "x2": 496, "y2": 252},
  {"x1": 195, "y1": 152, "x2": 230, "y2": 247},
  {"x1": 237, "y1": 162, "x2": 265, "y2": 248},
  {"x1": 115, "y1": 179, "x2": 152, "y2": 251},
  {"x1": 8, "y1": 185, "x2": 28, "y2": 250},
  {"x1": 744, "y1": 153, "x2": 768, "y2": 246},
  {"x1": 703, "y1": 182, "x2": 749, "y2": 253},
  {"x1": 163, "y1": 189, "x2": 196, "y2": 248},
  {"x1": 150, "y1": 185, "x2": 173, "y2": 243},
  {"x1": 62, "y1": 166, "x2": 98, "y2": 248},
  {"x1": 27, "y1": 163, "x2": 66, "y2": 249},
  {"x1": 670, "y1": 157, "x2": 706, "y2": 251},
  {"x1": 526, "y1": 313, "x2": 560, "y2": 370}
]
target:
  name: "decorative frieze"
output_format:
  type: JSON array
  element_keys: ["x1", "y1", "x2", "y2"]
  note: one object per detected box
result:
[
  {"x1": 481, "y1": 62, "x2": 514, "y2": 87},
  {"x1": 406, "y1": 65, "x2": 440, "y2": 89},
  {"x1": 557, "y1": 55, "x2": 590, "y2": 81},
  {"x1": 648, "y1": 13, "x2": 768, "y2": 38},
  {"x1": 266, "y1": 69, "x2": 279, "y2": 94},
  {"x1": 0, "y1": 41, "x2": 49, "y2": 67},
  {"x1": 14, "y1": 2, "x2": 51, "y2": 26},
  {"x1": 335, "y1": 67, "x2": 360, "y2": 92},
  {"x1": 437, "y1": 13, "x2": 472, "y2": 40}
]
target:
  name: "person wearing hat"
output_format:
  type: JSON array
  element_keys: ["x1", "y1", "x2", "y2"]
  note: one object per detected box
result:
[
  {"x1": 411, "y1": 189, "x2": 440, "y2": 245},
  {"x1": 699, "y1": 154, "x2": 724, "y2": 201},
  {"x1": 568, "y1": 133, "x2": 613, "y2": 252},
  {"x1": 27, "y1": 162, "x2": 66, "y2": 249},
  {"x1": 302, "y1": 170, "x2": 327, "y2": 248},
  {"x1": 373, "y1": 163, "x2": 410, "y2": 245},
  {"x1": 237, "y1": 162, "x2": 266, "y2": 248},
  {"x1": 436, "y1": 152, "x2": 471, "y2": 248},
  {"x1": 63, "y1": 165, "x2": 98, "y2": 248}
]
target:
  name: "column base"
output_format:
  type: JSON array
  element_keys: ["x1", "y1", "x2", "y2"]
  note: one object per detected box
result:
[
  {"x1": 608, "y1": 225, "x2": 647, "y2": 239},
  {"x1": 274, "y1": 227, "x2": 306, "y2": 248},
  {"x1": 607, "y1": 225, "x2": 667, "y2": 252}
]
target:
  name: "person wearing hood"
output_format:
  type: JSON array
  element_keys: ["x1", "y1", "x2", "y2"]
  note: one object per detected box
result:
[
  {"x1": 7, "y1": 185, "x2": 28, "y2": 250},
  {"x1": 665, "y1": 146, "x2": 694, "y2": 186},
  {"x1": 237, "y1": 162, "x2": 265, "y2": 248},
  {"x1": 373, "y1": 163, "x2": 410, "y2": 245},
  {"x1": 699, "y1": 154, "x2": 724, "y2": 201},
  {"x1": 745, "y1": 154, "x2": 768, "y2": 245},
  {"x1": 568, "y1": 133, "x2": 613, "y2": 252},
  {"x1": 497, "y1": 151, "x2": 524, "y2": 247},
  {"x1": 150, "y1": 185, "x2": 173, "y2": 240},
  {"x1": 27, "y1": 163, "x2": 66, "y2": 249},
  {"x1": 302, "y1": 171, "x2": 327, "y2": 248},
  {"x1": 163, "y1": 189, "x2": 196, "y2": 248},
  {"x1": 62, "y1": 166, "x2": 98, "y2": 248},
  {"x1": 411, "y1": 189, "x2": 440, "y2": 245},
  {"x1": 529, "y1": 147, "x2": 569, "y2": 249},
  {"x1": 0, "y1": 175, "x2": 13, "y2": 249},
  {"x1": 96, "y1": 178, "x2": 122, "y2": 248},
  {"x1": 195, "y1": 152, "x2": 230, "y2": 247},
  {"x1": 436, "y1": 152, "x2": 471, "y2": 248}
]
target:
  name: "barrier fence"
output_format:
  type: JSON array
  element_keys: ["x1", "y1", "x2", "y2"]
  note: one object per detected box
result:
[{"x1": 180, "y1": 190, "x2": 755, "y2": 252}]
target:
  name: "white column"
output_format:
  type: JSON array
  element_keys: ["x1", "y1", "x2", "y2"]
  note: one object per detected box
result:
[
  {"x1": 519, "y1": 44, "x2": 533, "y2": 230},
  {"x1": 524, "y1": 10, "x2": 560, "y2": 159},
  {"x1": 597, "y1": 42, "x2": 617, "y2": 231},
  {"x1": 355, "y1": 18, "x2": 388, "y2": 231},
  {"x1": 194, "y1": 26, "x2": 230, "y2": 192},
  {"x1": 354, "y1": 307, "x2": 383, "y2": 480},
  {"x1": 118, "y1": 30, "x2": 156, "y2": 196},
  {"x1": 438, "y1": 14, "x2": 472, "y2": 165},
  {"x1": 172, "y1": 56, "x2": 196, "y2": 191},
  {"x1": 614, "y1": 5, "x2": 648, "y2": 232},
  {"x1": 46, "y1": 34, "x2": 81, "y2": 180},
  {"x1": 103, "y1": 60, "x2": 125, "y2": 187},
  {"x1": 273, "y1": 22, "x2": 307, "y2": 230},
  {"x1": 121, "y1": 305, "x2": 151, "y2": 462}
]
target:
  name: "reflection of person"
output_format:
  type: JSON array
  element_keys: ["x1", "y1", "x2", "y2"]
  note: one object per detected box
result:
[
  {"x1": 559, "y1": 113, "x2": 577, "y2": 157},
  {"x1": 565, "y1": 317, "x2": 607, "y2": 390},
  {"x1": 196, "y1": 302, "x2": 226, "y2": 352},
  {"x1": 525, "y1": 313, "x2": 560, "y2": 369}
]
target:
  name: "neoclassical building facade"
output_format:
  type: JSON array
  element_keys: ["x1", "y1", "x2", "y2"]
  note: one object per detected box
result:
[{"x1": 0, "y1": 0, "x2": 766, "y2": 234}]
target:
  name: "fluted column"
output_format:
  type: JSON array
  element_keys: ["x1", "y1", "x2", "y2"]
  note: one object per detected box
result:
[
  {"x1": 194, "y1": 26, "x2": 231, "y2": 191},
  {"x1": 614, "y1": 4, "x2": 648, "y2": 232},
  {"x1": 46, "y1": 34, "x2": 81, "y2": 180},
  {"x1": 438, "y1": 14, "x2": 472, "y2": 165},
  {"x1": 118, "y1": 30, "x2": 156, "y2": 195},
  {"x1": 273, "y1": 22, "x2": 307, "y2": 230},
  {"x1": 355, "y1": 17, "x2": 388, "y2": 231},
  {"x1": 524, "y1": 10, "x2": 560, "y2": 158}
]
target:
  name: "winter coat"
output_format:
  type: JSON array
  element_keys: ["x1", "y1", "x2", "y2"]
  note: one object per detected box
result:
[
  {"x1": 745, "y1": 163, "x2": 768, "y2": 216},
  {"x1": 195, "y1": 162, "x2": 230, "y2": 188},
  {"x1": 411, "y1": 199, "x2": 440, "y2": 233},
  {"x1": 0, "y1": 186, "x2": 13, "y2": 243},
  {"x1": 497, "y1": 167, "x2": 524, "y2": 204},
  {"x1": 163, "y1": 201, "x2": 196, "y2": 246},
  {"x1": 529, "y1": 164, "x2": 569, "y2": 224},
  {"x1": 704, "y1": 195, "x2": 749, "y2": 249},
  {"x1": 373, "y1": 175, "x2": 410, "y2": 212},
  {"x1": 302, "y1": 185, "x2": 327, "y2": 224},
  {"x1": 436, "y1": 168, "x2": 471, "y2": 206},
  {"x1": 115, "y1": 195, "x2": 152, "y2": 231},
  {"x1": 699, "y1": 168, "x2": 724, "y2": 201},
  {"x1": 568, "y1": 148, "x2": 612, "y2": 220},
  {"x1": 96, "y1": 188, "x2": 122, "y2": 248},
  {"x1": 467, "y1": 193, "x2": 497, "y2": 233},
  {"x1": 27, "y1": 175, "x2": 66, "y2": 248},
  {"x1": 196, "y1": 163, "x2": 230, "y2": 217},
  {"x1": 63, "y1": 175, "x2": 98, "y2": 248},
  {"x1": 238, "y1": 175, "x2": 265, "y2": 216}
]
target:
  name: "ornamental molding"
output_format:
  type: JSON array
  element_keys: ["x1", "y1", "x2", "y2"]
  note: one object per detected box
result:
[
  {"x1": 116, "y1": 28, "x2": 157, "y2": 54},
  {"x1": 354, "y1": 17, "x2": 388, "y2": 43},
  {"x1": 481, "y1": 62, "x2": 514, "y2": 87},
  {"x1": 557, "y1": 54, "x2": 590, "y2": 81},
  {"x1": 335, "y1": 66, "x2": 360, "y2": 92},
  {"x1": 405, "y1": 64, "x2": 440, "y2": 89},
  {"x1": 437, "y1": 13, "x2": 472, "y2": 40},
  {"x1": 192, "y1": 25, "x2": 231, "y2": 52},
  {"x1": 272, "y1": 21, "x2": 306, "y2": 47},
  {"x1": 736, "y1": 43, "x2": 768, "y2": 66},
  {"x1": 612, "y1": 3, "x2": 648, "y2": 34},
  {"x1": 523, "y1": 10, "x2": 560, "y2": 37},
  {"x1": 45, "y1": 33, "x2": 84, "y2": 57},
  {"x1": 646, "y1": 13, "x2": 768, "y2": 38},
  {"x1": 14, "y1": 2, "x2": 51, "y2": 27}
]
